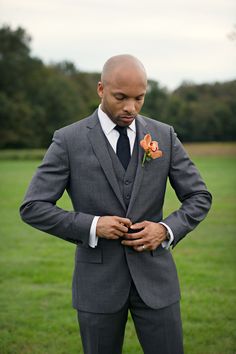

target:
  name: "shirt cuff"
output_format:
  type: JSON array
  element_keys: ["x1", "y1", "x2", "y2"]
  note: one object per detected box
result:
[
  {"x1": 89, "y1": 216, "x2": 99, "y2": 248},
  {"x1": 159, "y1": 222, "x2": 174, "y2": 249}
]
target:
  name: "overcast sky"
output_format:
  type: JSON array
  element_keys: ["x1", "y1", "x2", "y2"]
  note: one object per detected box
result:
[{"x1": 1, "y1": 0, "x2": 235, "y2": 89}]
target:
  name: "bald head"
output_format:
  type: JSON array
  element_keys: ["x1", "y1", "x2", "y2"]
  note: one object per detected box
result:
[
  {"x1": 97, "y1": 54, "x2": 147, "y2": 127},
  {"x1": 101, "y1": 54, "x2": 147, "y2": 86}
]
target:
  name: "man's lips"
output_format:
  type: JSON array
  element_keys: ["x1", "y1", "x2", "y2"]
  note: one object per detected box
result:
[{"x1": 120, "y1": 115, "x2": 135, "y2": 120}]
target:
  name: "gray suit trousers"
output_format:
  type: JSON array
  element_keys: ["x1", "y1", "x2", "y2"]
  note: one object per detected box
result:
[{"x1": 77, "y1": 281, "x2": 184, "y2": 354}]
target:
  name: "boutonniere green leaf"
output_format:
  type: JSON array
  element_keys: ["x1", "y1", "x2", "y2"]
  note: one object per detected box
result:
[{"x1": 140, "y1": 134, "x2": 163, "y2": 167}]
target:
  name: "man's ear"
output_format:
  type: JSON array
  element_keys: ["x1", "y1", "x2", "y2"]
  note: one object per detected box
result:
[{"x1": 97, "y1": 81, "x2": 103, "y2": 98}]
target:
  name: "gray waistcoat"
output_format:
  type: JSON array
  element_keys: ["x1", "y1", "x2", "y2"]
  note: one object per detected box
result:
[{"x1": 106, "y1": 138, "x2": 139, "y2": 209}]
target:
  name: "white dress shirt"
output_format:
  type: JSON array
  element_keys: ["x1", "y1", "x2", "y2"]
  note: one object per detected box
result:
[{"x1": 88, "y1": 106, "x2": 174, "y2": 249}]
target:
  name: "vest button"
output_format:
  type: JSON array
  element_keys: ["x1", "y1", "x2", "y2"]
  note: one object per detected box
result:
[
  {"x1": 125, "y1": 180, "x2": 130, "y2": 185},
  {"x1": 126, "y1": 194, "x2": 131, "y2": 199}
]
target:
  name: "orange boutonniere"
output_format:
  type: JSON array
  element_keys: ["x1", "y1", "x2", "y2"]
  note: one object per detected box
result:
[{"x1": 140, "y1": 134, "x2": 163, "y2": 167}]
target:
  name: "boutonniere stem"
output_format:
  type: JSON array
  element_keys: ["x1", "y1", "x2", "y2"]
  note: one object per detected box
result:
[{"x1": 140, "y1": 134, "x2": 162, "y2": 167}]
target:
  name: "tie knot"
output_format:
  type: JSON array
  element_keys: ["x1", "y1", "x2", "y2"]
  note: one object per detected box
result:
[{"x1": 115, "y1": 125, "x2": 127, "y2": 136}]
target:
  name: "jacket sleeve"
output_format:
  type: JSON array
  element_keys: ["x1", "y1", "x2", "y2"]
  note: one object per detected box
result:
[
  {"x1": 19, "y1": 130, "x2": 94, "y2": 246},
  {"x1": 162, "y1": 127, "x2": 212, "y2": 247}
]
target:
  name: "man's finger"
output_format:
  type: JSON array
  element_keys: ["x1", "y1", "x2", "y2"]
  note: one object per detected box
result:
[
  {"x1": 130, "y1": 221, "x2": 146, "y2": 230},
  {"x1": 134, "y1": 245, "x2": 148, "y2": 252},
  {"x1": 115, "y1": 217, "x2": 132, "y2": 228},
  {"x1": 121, "y1": 238, "x2": 144, "y2": 247},
  {"x1": 124, "y1": 229, "x2": 144, "y2": 239},
  {"x1": 117, "y1": 224, "x2": 130, "y2": 234}
]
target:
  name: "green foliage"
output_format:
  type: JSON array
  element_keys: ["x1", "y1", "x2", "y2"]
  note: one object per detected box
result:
[
  {"x1": 0, "y1": 25, "x2": 236, "y2": 148},
  {"x1": 169, "y1": 82, "x2": 236, "y2": 141},
  {"x1": 0, "y1": 151, "x2": 235, "y2": 353},
  {"x1": 142, "y1": 80, "x2": 168, "y2": 118},
  {"x1": 143, "y1": 80, "x2": 236, "y2": 142},
  {"x1": 0, "y1": 25, "x2": 100, "y2": 148}
]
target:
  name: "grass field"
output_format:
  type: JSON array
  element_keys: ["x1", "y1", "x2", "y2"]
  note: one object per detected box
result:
[{"x1": 0, "y1": 146, "x2": 235, "y2": 354}]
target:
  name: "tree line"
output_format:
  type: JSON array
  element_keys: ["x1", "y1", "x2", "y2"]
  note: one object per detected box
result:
[{"x1": 0, "y1": 25, "x2": 235, "y2": 148}]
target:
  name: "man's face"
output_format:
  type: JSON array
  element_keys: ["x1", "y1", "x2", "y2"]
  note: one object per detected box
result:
[{"x1": 97, "y1": 68, "x2": 147, "y2": 127}]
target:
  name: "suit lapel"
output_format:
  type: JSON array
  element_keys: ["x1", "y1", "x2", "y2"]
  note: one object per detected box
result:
[
  {"x1": 126, "y1": 116, "x2": 148, "y2": 216},
  {"x1": 87, "y1": 113, "x2": 126, "y2": 211}
]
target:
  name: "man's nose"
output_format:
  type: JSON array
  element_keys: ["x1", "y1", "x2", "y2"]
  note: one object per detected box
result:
[{"x1": 124, "y1": 101, "x2": 136, "y2": 114}]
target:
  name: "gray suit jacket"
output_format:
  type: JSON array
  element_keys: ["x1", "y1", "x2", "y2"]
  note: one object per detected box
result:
[{"x1": 20, "y1": 110, "x2": 212, "y2": 313}]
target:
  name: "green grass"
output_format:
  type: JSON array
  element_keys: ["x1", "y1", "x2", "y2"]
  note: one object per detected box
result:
[
  {"x1": 0, "y1": 155, "x2": 235, "y2": 353},
  {"x1": 0, "y1": 149, "x2": 46, "y2": 160}
]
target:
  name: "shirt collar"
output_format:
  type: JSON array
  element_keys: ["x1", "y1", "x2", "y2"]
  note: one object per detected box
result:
[{"x1": 98, "y1": 105, "x2": 136, "y2": 135}]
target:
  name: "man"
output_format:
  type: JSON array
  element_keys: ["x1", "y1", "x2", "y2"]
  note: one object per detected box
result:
[{"x1": 20, "y1": 54, "x2": 212, "y2": 354}]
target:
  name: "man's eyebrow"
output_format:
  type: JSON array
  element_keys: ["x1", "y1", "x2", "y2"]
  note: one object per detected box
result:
[
  {"x1": 113, "y1": 92, "x2": 145, "y2": 98},
  {"x1": 113, "y1": 92, "x2": 126, "y2": 96}
]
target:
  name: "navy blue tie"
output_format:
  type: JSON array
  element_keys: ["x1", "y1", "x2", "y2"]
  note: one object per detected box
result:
[{"x1": 115, "y1": 125, "x2": 131, "y2": 170}]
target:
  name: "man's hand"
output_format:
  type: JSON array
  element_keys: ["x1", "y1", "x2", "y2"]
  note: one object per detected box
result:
[
  {"x1": 96, "y1": 216, "x2": 132, "y2": 240},
  {"x1": 122, "y1": 221, "x2": 168, "y2": 252}
]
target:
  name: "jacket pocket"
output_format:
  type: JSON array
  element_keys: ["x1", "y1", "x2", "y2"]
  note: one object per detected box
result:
[{"x1": 76, "y1": 246, "x2": 102, "y2": 264}]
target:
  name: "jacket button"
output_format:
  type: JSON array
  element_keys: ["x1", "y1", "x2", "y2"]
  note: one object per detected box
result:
[
  {"x1": 126, "y1": 194, "x2": 131, "y2": 199},
  {"x1": 125, "y1": 180, "x2": 130, "y2": 185}
]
